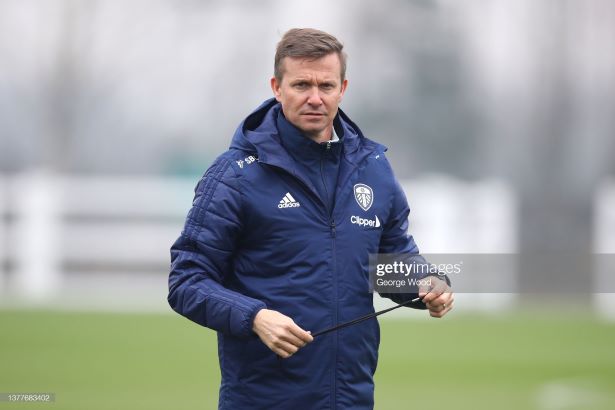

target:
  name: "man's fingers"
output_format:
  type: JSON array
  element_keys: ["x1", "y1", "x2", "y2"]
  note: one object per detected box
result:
[
  {"x1": 268, "y1": 322, "x2": 311, "y2": 351},
  {"x1": 275, "y1": 327, "x2": 312, "y2": 358},
  {"x1": 288, "y1": 323, "x2": 314, "y2": 344},
  {"x1": 281, "y1": 329, "x2": 310, "y2": 348},
  {"x1": 427, "y1": 299, "x2": 453, "y2": 312},
  {"x1": 418, "y1": 284, "x2": 430, "y2": 298},
  {"x1": 426, "y1": 292, "x2": 454, "y2": 309},
  {"x1": 418, "y1": 279, "x2": 454, "y2": 318},
  {"x1": 429, "y1": 303, "x2": 453, "y2": 318},
  {"x1": 276, "y1": 340, "x2": 300, "y2": 357},
  {"x1": 426, "y1": 294, "x2": 454, "y2": 311},
  {"x1": 252, "y1": 309, "x2": 313, "y2": 357},
  {"x1": 419, "y1": 277, "x2": 447, "y2": 304},
  {"x1": 427, "y1": 298, "x2": 454, "y2": 318}
]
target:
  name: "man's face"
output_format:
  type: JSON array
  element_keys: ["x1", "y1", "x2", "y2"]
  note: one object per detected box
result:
[{"x1": 271, "y1": 53, "x2": 348, "y2": 142}]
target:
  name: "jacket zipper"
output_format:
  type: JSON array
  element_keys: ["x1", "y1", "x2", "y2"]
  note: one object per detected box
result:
[
  {"x1": 330, "y1": 217, "x2": 337, "y2": 409},
  {"x1": 320, "y1": 146, "x2": 331, "y2": 217},
  {"x1": 321, "y1": 142, "x2": 338, "y2": 409},
  {"x1": 264, "y1": 150, "x2": 340, "y2": 408}
]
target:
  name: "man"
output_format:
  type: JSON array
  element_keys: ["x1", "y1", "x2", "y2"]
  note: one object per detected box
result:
[{"x1": 168, "y1": 28, "x2": 453, "y2": 409}]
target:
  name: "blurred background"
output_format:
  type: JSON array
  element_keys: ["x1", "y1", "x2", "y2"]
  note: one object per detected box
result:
[{"x1": 1, "y1": 0, "x2": 614, "y2": 409}]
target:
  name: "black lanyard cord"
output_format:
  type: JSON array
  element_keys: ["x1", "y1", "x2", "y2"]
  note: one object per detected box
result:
[{"x1": 311, "y1": 296, "x2": 422, "y2": 338}]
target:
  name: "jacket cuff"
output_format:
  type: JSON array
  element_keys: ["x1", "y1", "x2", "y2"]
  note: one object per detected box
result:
[{"x1": 236, "y1": 300, "x2": 267, "y2": 338}]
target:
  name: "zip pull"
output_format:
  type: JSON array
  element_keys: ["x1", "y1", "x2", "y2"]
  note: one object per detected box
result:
[
  {"x1": 326, "y1": 141, "x2": 331, "y2": 150},
  {"x1": 330, "y1": 219, "x2": 336, "y2": 237}
]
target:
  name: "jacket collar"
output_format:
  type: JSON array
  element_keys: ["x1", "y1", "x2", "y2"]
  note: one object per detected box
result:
[
  {"x1": 232, "y1": 99, "x2": 384, "y2": 162},
  {"x1": 230, "y1": 99, "x2": 387, "y2": 202},
  {"x1": 276, "y1": 109, "x2": 344, "y2": 161}
]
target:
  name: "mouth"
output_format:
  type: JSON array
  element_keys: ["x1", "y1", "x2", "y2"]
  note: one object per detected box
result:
[{"x1": 301, "y1": 112, "x2": 325, "y2": 118}]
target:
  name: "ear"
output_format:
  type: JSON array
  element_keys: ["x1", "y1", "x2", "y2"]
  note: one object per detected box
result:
[
  {"x1": 338, "y1": 79, "x2": 348, "y2": 102},
  {"x1": 270, "y1": 77, "x2": 282, "y2": 102}
]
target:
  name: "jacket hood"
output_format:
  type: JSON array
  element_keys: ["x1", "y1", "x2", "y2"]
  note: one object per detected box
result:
[{"x1": 229, "y1": 98, "x2": 386, "y2": 165}]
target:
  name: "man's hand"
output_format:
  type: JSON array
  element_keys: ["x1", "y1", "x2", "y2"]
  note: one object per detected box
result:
[
  {"x1": 252, "y1": 309, "x2": 313, "y2": 358},
  {"x1": 418, "y1": 276, "x2": 454, "y2": 318}
]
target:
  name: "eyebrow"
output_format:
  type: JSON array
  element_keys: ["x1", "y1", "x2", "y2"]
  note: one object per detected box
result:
[{"x1": 290, "y1": 78, "x2": 338, "y2": 85}]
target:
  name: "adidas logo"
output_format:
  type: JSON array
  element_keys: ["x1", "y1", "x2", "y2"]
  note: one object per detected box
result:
[{"x1": 278, "y1": 192, "x2": 301, "y2": 208}]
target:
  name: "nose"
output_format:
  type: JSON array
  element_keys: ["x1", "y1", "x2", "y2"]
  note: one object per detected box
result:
[{"x1": 306, "y1": 87, "x2": 323, "y2": 107}]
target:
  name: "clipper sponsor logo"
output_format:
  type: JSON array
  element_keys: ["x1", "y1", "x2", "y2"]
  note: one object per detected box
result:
[
  {"x1": 278, "y1": 192, "x2": 301, "y2": 208},
  {"x1": 351, "y1": 214, "x2": 381, "y2": 228}
]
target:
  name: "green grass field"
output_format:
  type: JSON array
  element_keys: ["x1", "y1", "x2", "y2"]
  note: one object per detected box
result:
[{"x1": 1, "y1": 309, "x2": 614, "y2": 409}]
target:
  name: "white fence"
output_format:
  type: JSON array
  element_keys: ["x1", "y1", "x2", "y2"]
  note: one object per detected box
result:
[
  {"x1": 2, "y1": 173, "x2": 613, "y2": 316},
  {"x1": 594, "y1": 179, "x2": 615, "y2": 319},
  {"x1": 0, "y1": 172, "x2": 521, "y2": 312},
  {"x1": 0, "y1": 172, "x2": 194, "y2": 310},
  {"x1": 374, "y1": 176, "x2": 518, "y2": 315},
  {"x1": 0, "y1": 176, "x2": 5, "y2": 293}
]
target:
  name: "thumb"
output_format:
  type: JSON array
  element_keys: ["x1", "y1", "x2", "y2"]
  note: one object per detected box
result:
[{"x1": 418, "y1": 284, "x2": 431, "y2": 298}]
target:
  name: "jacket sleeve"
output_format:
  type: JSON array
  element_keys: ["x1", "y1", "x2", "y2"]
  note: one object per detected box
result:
[
  {"x1": 377, "y1": 176, "x2": 450, "y2": 308},
  {"x1": 167, "y1": 157, "x2": 266, "y2": 338}
]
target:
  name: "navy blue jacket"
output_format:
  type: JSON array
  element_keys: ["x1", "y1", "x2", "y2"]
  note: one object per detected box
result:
[{"x1": 168, "y1": 99, "x2": 428, "y2": 409}]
